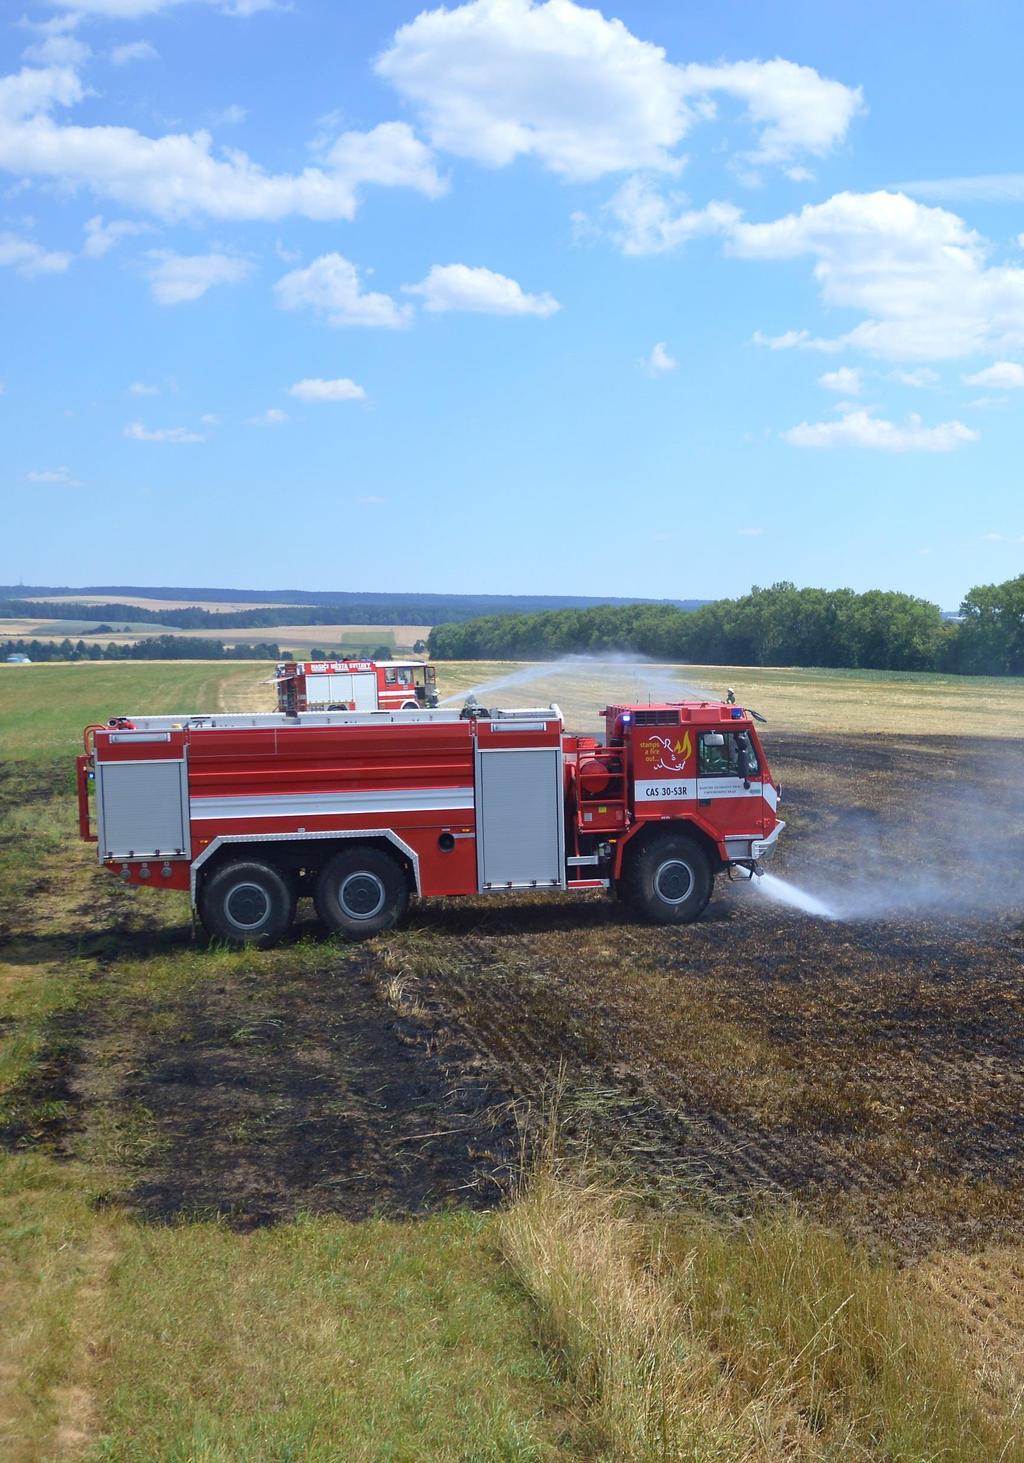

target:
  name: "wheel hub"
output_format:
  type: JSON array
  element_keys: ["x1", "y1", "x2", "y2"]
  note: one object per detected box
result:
[
  {"x1": 225, "y1": 881, "x2": 271, "y2": 929},
  {"x1": 654, "y1": 859, "x2": 694, "y2": 905},
  {"x1": 339, "y1": 870, "x2": 386, "y2": 919}
]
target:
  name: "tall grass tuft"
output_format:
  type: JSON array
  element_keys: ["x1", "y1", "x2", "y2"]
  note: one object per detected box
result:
[{"x1": 499, "y1": 1166, "x2": 1022, "y2": 1461}]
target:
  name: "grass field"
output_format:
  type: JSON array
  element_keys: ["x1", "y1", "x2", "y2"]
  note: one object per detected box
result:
[
  {"x1": 435, "y1": 657, "x2": 1024, "y2": 737},
  {"x1": 3, "y1": 660, "x2": 1024, "y2": 1460}
]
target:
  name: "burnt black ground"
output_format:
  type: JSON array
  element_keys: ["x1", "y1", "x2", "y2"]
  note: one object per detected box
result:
[{"x1": 121, "y1": 962, "x2": 520, "y2": 1226}]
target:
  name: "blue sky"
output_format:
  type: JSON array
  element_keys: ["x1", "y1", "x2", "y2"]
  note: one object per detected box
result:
[{"x1": 2, "y1": 0, "x2": 1023, "y2": 609}]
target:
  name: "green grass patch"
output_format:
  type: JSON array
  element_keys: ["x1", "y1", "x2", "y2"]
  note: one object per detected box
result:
[
  {"x1": 0, "y1": 1155, "x2": 575, "y2": 1463},
  {"x1": 85, "y1": 1209, "x2": 569, "y2": 1463},
  {"x1": 0, "y1": 662, "x2": 267, "y2": 763}
]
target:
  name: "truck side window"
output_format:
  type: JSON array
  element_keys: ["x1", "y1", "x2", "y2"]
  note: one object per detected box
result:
[
  {"x1": 699, "y1": 732, "x2": 760, "y2": 777},
  {"x1": 385, "y1": 668, "x2": 398, "y2": 685}
]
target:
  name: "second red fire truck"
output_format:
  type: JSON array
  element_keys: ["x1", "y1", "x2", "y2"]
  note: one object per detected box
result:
[
  {"x1": 78, "y1": 696, "x2": 783, "y2": 945},
  {"x1": 274, "y1": 659, "x2": 438, "y2": 714}
]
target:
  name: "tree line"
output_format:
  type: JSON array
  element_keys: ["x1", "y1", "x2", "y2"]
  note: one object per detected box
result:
[
  {"x1": 3, "y1": 636, "x2": 284, "y2": 663},
  {"x1": 428, "y1": 576, "x2": 1024, "y2": 677},
  {"x1": 1, "y1": 637, "x2": 400, "y2": 664}
]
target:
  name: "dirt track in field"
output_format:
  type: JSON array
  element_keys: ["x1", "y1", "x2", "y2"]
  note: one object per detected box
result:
[{"x1": 4, "y1": 732, "x2": 1024, "y2": 1260}]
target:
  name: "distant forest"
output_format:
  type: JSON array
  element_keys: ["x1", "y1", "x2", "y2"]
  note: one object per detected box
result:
[
  {"x1": 5, "y1": 578, "x2": 1022, "y2": 675},
  {"x1": 0, "y1": 587, "x2": 705, "y2": 629},
  {"x1": 428, "y1": 577, "x2": 1024, "y2": 677},
  {"x1": 2, "y1": 636, "x2": 286, "y2": 663}
]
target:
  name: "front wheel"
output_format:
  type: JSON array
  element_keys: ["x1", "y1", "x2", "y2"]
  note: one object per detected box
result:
[
  {"x1": 314, "y1": 846, "x2": 410, "y2": 939},
  {"x1": 620, "y1": 835, "x2": 712, "y2": 924},
  {"x1": 198, "y1": 859, "x2": 296, "y2": 946}
]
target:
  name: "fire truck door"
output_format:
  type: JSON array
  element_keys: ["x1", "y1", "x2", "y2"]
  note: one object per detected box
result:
[
  {"x1": 350, "y1": 672, "x2": 377, "y2": 710},
  {"x1": 95, "y1": 757, "x2": 189, "y2": 860},
  {"x1": 475, "y1": 748, "x2": 566, "y2": 890}
]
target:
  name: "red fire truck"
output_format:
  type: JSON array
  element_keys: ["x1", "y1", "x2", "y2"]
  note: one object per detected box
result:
[
  {"x1": 274, "y1": 659, "x2": 438, "y2": 714},
  {"x1": 77, "y1": 698, "x2": 783, "y2": 945}
]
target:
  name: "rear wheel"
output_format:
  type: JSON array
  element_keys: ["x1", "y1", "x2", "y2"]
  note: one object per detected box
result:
[
  {"x1": 621, "y1": 834, "x2": 712, "y2": 924},
  {"x1": 199, "y1": 859, "x2": 296, "y2": 946},
  {"x1": 314, "y1": 846, "x2": 410, "y2": 939}
]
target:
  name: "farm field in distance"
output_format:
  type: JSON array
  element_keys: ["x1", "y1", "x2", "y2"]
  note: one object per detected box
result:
[
  {"x1": 0, "y1": 618, "x2": 432, "y2": 657},
  {"x1": 3, "y1": 659, "x2": 1024, "y2": 1459}
]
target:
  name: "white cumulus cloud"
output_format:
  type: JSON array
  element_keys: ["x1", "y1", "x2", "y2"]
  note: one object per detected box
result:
[
  {"x1": 403, "y1": 263, "x2": 560, "y2": 316},
  {"x1": 640, "y1": 341, "x2": 677, "y2": 375},
  {"x1": 110, "y1": 40, "x2": 159, "y2": 65},
  {"x1": 83, "y1": 214, "x2": 148, "y2": 256},
  {"x1": 783, "y1": 409, "x2": 977, "y2": 452},
  {"x1": 146, "y1": 250, "x2": 252, "y2": 304},
  {"x1": 962, "y1": 360, "x2": 1024, "y2": 389},
  {"x1": 25, "y1": 465, "x2": 82, "y2": 486},
  {"x1": 0, "y1": 229, "x2": 71, "y2": 275},
  {"x1": 47, "y1": 0, "x2": 275, "y2": 17},
  {"x1": 676, "y1": 57, "x2": 863, "y2": 167},
  {"x1": 818, "y1": 366, "x2": 862, "y2": 394},
  {"x1": 890, "y1": 367, "x2": 940, "y2": 388},
  {"x1": 0, "y1": 63, "x2": 443, "y2": 222},
  {"x1": 733, "y1": 190, "x2": 1024, "y2": 361},
  {"x1": 752, "y1": 328, "x2": 840, "y2": 352},
  {"x1": 897, "y1": 173, "x2": 1024, "y2": 204},
  {"x1": 248, "y1": 407, "x2": 288, "y2": 425},
  {"x1": 288, "y1": 377, "x2": 366, "y2": 402},
  {"x1": 603, "y1": 175, "x2": 739, "y2": 255},
  {"x1": 124, "y1": 421, "x2": 205, "y2": 442},
  {"x1": 128, "y1": 380, "x2": 159, "y2": 394},
  {"x1": 21, "y1": 33, "x2": 92, "y2": 68},
  {"x1": 275, "y1": 253, "x2": 409, "y2": 328},
  {"x1": 376, "y1": 0, "x2": 860, "y2": 181}
]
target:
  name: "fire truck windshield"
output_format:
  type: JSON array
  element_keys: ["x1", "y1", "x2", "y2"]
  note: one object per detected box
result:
[{"x1": 698, "y1": 730, "x2": 760, "y2": 777}]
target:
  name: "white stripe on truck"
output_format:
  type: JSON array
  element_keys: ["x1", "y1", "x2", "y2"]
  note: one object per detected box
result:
[{"x1": 190, "y1": 786, "x2": 474, "y2": 821}]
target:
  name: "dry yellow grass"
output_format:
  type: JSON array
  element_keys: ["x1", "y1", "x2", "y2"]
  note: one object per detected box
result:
[
  {"x1": 435, "y1": 658, "x2": 1024, "y2": 738},
  {"x1": 501, "y1": 1167, "x2": 1023, "y2": 1461}
]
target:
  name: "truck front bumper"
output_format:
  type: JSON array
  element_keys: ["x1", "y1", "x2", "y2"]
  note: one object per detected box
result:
[
  {"x1": 751, "y1": 822, "x2": 784, "y2": 860},
  {"x1": 724, "y1": 821, "x2": 785, "y2": 867}
]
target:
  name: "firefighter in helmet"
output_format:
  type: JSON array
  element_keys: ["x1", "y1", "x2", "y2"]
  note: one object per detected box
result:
[{"x1": 725, "y1": 687, "x2": 736, "y2": 705}]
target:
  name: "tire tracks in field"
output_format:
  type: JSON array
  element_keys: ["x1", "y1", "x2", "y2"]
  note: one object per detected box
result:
[{"x1": 401, "y1": 944, "x2": 814, "y2": 1211}]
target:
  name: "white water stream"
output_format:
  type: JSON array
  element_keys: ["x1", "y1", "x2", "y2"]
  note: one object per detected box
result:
[{"x1": 752, "y1": 873, "x2": 837, "y2": 919}]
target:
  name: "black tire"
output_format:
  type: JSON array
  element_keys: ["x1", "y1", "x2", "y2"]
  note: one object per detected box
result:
[
  {"x1": 401, "y1": 700, "x2": 419, "y2": 711},
  {"x1": 198, "y1": 858, "x2": 296, "y2": 946},
  {"x1": 314, "y1": 846, "x2": 410, "y2": 939},
  {"x1": 621, "y1": 833, "x2": 713, "y2": 924}
]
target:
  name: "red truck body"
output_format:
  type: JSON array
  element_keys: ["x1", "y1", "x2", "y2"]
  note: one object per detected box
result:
[{"x1": 78, "y1": 698, "x2": 783, "y2": 943}]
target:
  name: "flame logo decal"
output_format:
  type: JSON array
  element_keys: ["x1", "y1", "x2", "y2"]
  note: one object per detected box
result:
[{"x1": 649, "y1": 730, "x2": 693, "y2": 773}]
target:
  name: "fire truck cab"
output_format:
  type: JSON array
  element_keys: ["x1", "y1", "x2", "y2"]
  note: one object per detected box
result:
[
  {"x1": 77, "y1": 698, "x2": 783, "y2": 946},
  {"x1": 275, "y1": 659, "x2": 438, "y2": 714}
]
